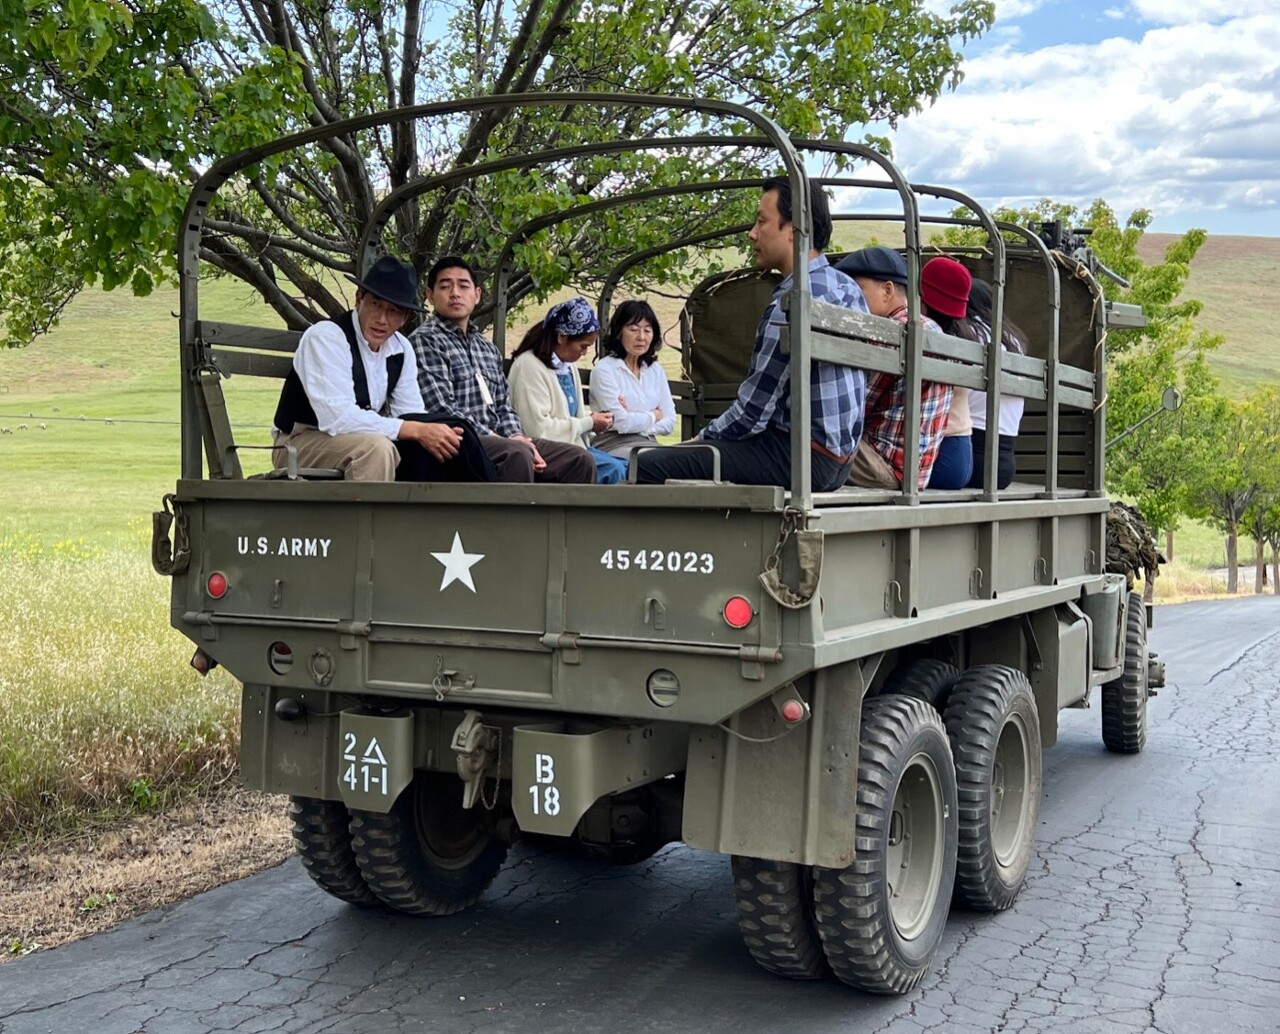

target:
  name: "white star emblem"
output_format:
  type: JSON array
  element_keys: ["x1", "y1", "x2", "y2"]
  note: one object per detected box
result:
[{"x1": 430, "y1": 532, "x2": 485, "y2": 593}]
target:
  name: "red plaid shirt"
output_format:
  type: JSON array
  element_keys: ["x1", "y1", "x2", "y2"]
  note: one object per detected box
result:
[{"x1": 862, "y1": 306, "x2": 954, "y2": 488}]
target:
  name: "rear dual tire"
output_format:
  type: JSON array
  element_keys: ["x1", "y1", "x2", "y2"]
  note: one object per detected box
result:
[
  {"x1": 349, "y1": 772, "x2": 509, "y2": 916},
  {"x1": 943, "y1": 665, "x2": 1043, "y2": 912}
]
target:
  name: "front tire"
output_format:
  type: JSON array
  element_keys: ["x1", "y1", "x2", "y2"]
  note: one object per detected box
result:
[
  {"x1": 289, "y1": 796, "x2": 378, "y2": 906},
  {"x1": 350, "y1": 772, "x2": 509, "y2": 916},
  {"x1": 943, "y1": 665, "x2": 1043, "y2": 911},
  {"x1": 731, "y1": 857, "x2": 830, "y2": 980},
  {"x1": 813, "y1": 695, "x2": 958, "y2": 994},
  {"x1": 1102, "y1": 592, "x2": 1149, "y2": 754}
]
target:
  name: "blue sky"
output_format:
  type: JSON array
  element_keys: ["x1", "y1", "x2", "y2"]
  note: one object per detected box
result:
[{"x1": 864, "y1": 0, "x2": 1280, "y2": 237}]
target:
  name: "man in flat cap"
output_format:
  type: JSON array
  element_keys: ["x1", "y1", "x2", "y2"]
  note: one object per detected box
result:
[
  {"x1": 836, "y1": 246, "x2": 953, "y2": 489},
  {"x1": 273, "y1": 255, "x2": 486, "y2": 481}
]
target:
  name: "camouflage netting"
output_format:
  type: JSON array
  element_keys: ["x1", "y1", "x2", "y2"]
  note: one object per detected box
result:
[{"x1": 1106, "y1": 501, "x2": 1163, "y2": 590}]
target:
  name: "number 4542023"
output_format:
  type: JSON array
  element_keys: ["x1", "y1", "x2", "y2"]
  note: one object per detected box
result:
[{"x1": 600, "y1": 548, "x2": 714, "y2": 574}]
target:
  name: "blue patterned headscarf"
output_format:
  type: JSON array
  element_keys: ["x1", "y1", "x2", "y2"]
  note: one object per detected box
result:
[{"x1": 545, "y1": 296, "x2": 601, "y2": 337}]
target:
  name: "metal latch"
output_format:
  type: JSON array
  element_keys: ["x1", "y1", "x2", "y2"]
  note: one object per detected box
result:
[{"x1": 451, "y1": 710, "x2": 501, "y2": 810}]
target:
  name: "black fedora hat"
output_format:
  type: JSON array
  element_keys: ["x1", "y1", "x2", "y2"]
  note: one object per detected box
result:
[{"x1": 346, "y1": 255, "x2": 423, "y2": 312}]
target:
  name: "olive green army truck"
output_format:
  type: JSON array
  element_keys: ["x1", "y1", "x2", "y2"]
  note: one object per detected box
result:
[{"x1": 154, "y1": 94, "x2": 1158, "y2": 994}]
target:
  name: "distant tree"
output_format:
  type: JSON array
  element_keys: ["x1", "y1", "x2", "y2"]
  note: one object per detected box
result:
[
  {"x1": 1182, "y1": 390, "x2": 1280, "y2": 594},
  {"x1": 0, "y1": 0, "x2": 995, "y2": 346},
  {"x1": 1237, "y1": 386, "x2": 1280, "y2": 592}
]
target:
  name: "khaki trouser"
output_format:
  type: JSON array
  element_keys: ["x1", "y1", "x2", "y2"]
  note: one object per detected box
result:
[
  {"x1": 272, "y1": 425, "x2": 399, "y2": 481},
  {"x1": 846, "y1": 439, "x2": 900, "y2": 490}
]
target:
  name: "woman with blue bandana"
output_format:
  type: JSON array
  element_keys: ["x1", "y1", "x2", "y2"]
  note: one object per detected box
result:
[{"x1": 508, "y1": 297, "x2": 629, "y2": 484}]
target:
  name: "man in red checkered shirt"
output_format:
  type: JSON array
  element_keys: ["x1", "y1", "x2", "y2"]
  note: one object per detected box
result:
[{"x1": 837, "y1": 247, "x2": 953, "y2": 489}]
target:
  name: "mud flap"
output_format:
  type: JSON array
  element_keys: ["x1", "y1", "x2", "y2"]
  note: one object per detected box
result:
[
  {"x1": 511, "y1": 722, "x2": 687, "y2": 837},
  {"x1": 336, "y1": 709, "x2": 415, "y2": 812}
]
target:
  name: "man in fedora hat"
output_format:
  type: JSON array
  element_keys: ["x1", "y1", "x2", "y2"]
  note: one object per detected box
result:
[
  {"x1": 272, "y1": 254, "x2": 483, "y2": 481},
  {"x1": 836, "y1": 246, "x2": 953, "y2": 490}
]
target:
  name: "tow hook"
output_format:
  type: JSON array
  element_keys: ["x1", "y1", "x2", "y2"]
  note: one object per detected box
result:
[{"x1": 451, "y1": 710, "x2": 501, "y2": 810}]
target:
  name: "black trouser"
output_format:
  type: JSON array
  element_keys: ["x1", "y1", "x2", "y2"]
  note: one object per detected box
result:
[
  {"x1": 393, "y1": 413, "x2": 498, "y2": 482},
  {"x1": 967, "y1": 428, "x2": 1017, "y2": 489},
  {"x1": 633, "y1": 426, "x2": 852, "y2": 492},
  {"x1": 480, "y1": 435, "x2": 596, "y2": 484}
]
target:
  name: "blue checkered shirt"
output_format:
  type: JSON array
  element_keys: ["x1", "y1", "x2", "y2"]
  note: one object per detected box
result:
[
  {"x1": 408, "y1": 314, "x2": 523, "y2": 437},
  {"x1": 703, "y1": 256, "x2": 868, "y2": 458}
]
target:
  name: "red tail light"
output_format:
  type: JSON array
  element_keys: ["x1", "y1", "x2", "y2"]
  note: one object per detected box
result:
[{"x1": 723, "y1": 596, "x2": 753, "y2": 629}]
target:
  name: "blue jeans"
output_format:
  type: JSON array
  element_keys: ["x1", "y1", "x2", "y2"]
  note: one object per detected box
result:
[{"x1": 929, "y1": 434, "x2": 973, "y2": 489}]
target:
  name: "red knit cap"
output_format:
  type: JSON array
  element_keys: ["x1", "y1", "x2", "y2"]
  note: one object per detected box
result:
[{"x1": 921, "y1": 257, "x2": 972, "y2": 319}]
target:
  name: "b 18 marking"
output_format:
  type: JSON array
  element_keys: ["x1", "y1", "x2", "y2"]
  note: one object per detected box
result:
[
  {"x1": 342, "y1": 732, "x2": 388, "y2": 795},
  {"x1": 528, "y1": 751, "x2": 560, "y2": 816},
  {"x1": 600, "y1": 548, "x2": 713, "y2": 574}
]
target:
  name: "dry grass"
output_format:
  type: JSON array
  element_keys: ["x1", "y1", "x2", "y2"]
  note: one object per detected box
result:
[
  {"x1": 0, "y1": 535, "x2": 242, "y2": 844},
  {"x1": 0, "y1": 786, "x2": 292, "y2": 959}
]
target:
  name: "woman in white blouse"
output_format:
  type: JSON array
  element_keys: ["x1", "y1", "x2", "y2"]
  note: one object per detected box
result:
[{"x1": 588, "y1": 299, "x2": 677, "y2": 459}]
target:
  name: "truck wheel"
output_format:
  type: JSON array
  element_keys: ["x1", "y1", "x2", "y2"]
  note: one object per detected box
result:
[
  {"x1": 349, "y1": 772, "x2": 509, "y2": 916},
  {"x1": 1102, "y1": 592, "x2": 1149, "y2": 754},
  {"x1": 876, "y1": 658, "x2": 961, "y2": 708},
  {"x1": 289, "y1": 796, "x2": 379, "y2": 907},
  {"x1": 943, "y1": 665, "x2": 1042, "y2": 911},
  {"x1": 813, "y1": 695, "x2": 958, "y2": 994},
  {"x1": 731, "y1": 857, "x2": 830, "y2": 980}
]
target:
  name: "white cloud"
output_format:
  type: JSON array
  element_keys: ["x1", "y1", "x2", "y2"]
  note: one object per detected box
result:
[
  {"x1": 1130, "y1": 0, "x2": 1276, "y2": 25},
  {"x1": 884, "y1": 11, "x2": 1280, "y2": 233},
  {"x1": 996, "y1": 0, "x2": 1050, "y2": 19}
]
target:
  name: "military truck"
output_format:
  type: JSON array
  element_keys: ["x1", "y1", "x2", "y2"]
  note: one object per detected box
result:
[{"x1": 153, "y1": 93, "x2": 1158, "y2": 994}]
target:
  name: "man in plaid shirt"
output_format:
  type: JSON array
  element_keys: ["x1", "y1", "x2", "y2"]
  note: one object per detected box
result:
[
  {"x1": 409, "y1": 257, "x2": 595, "y2": 483},
  {"x1": 634, "y1": 176, "x2": 867, "y2": 492},
  {"x1": 837, "y1": 247, "x2": 953, "y2": 490}
]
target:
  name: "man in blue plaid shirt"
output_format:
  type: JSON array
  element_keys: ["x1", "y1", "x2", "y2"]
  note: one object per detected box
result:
[
  {"x1": 635, "y1": 176, "x2": 867, "y2": 491},
  {"x1": 409, "y1": 257, "x2": 595, "y2": 483}
]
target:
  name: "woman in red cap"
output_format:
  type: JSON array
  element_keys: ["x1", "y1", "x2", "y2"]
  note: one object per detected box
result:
[{"x1": 920, "y1": 256, "x2": 975, "y2": 489}]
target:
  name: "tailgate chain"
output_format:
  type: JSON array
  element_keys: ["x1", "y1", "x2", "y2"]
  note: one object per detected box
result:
[
  {"x1": 759, "y1": 507, "x2": 823, "y2": 610},
  {"x1": 152, "y1": 494, "x2": 190, "y2": 576}
]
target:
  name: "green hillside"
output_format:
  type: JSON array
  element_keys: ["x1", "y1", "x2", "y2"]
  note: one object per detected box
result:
[{"x1": 1137, "y1": 232, "x2": 1280, "y2": 397}]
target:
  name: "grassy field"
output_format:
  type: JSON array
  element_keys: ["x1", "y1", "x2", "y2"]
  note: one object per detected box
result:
[
  {"x1": 1136, "y1": 232, "x2": 1280, "y2": 397},
  {"x1": 0, "y1": 230, "x2": 1275, "y2": 843}
]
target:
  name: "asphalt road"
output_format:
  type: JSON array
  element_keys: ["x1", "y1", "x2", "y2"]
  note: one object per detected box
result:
[{"x1": 2, "y1": 597, "x2": 1278, "y2": 1034}]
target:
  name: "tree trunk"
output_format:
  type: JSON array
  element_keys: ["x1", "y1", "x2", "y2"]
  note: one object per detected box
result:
[
  {"x1": 1256, "y1": 539, "x2": 1266, "y2": 594},
  {"x1": 1165, "y1": 529, "x2": 1174, "y2": 563},
  {"x1": 1273, "y1": 546, "x2": 1279, "y2": 596},
  {"x1": 1226, "y1": 530, "x2": 1238, "y2": 593}
]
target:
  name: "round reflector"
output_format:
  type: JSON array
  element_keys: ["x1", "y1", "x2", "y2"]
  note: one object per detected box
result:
[
  {"x1": 268, "y1": 642, "x2": 293, "y2": 676},
  {"x1": 723, "y1": 596, "x2": 753, "y2": 629},
  {"x1": 781, "y1": 700, "x2": 805, "y2": 724},
  {"x1": 207, "y1": 571, "x2": 228, "y2": 599}
]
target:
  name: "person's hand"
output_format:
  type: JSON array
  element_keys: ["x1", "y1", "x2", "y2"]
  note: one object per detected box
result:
[
  {"x1": 403, "y1": 421, "x2": 462, "y2": 462},
  {"x1": 592, "y1": 411, "x2": 613, "y2": 433},
  {"x1": 650, "y1": 407, "x2": 663, "y2": 423},
  {"x1": 512, "y1": 434, "x2": 548, "y2": 472}
]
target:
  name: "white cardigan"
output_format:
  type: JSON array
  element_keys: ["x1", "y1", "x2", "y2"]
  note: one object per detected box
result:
[{"x1": 507, "y1": 351, "x2": 594, "y2": 446}]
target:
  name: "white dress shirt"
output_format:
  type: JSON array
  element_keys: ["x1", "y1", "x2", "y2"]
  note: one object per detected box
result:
[
  {"x1": 588, "y1": 356, "x2": 676, "y2": 436},
  {"x1": 287, "y1": 315, "x2": 425, "y2": 438}
]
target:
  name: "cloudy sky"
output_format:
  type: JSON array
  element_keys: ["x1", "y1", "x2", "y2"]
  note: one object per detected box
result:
[{"x1": 875, "y1": 0, "x2": 1280, "y2": 236}]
